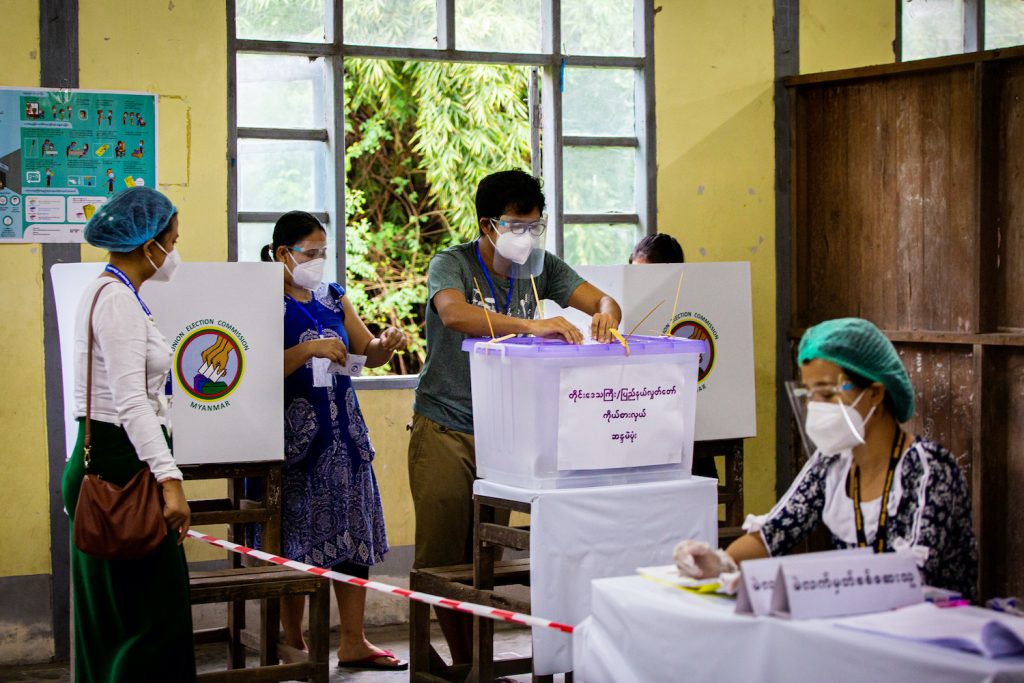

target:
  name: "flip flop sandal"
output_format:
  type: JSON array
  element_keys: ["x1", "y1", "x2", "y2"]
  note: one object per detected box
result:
[{"x1": 337, "y1": 648, "x2": 409, "y2": 670}]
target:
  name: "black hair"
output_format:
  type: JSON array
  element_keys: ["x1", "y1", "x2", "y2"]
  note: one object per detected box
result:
[
  {"x1": 630, "y1": 233, "x2": 685, "y2": 264},
  {"x1": 260, "y1": 211, "x2": 326, "y2": 262},
  {"x1": 838, "y1": 367, "x2": 897, "y2": 417},
  {"x1": 475, "y1": 170, "x2": 545, "y2": 232}
]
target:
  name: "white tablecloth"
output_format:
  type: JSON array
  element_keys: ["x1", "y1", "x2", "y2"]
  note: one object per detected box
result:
[
  {"x1": 573, "y1": 576, "x2": 1024, "y2": 683},
  {"x1": 473, "y1": 476, "x2": 718, "y2": 675}
]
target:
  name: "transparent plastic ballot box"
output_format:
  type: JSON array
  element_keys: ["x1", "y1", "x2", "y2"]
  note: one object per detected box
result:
[{"x1": 462, "y1": 336, "x2": 704, "y2": 489}]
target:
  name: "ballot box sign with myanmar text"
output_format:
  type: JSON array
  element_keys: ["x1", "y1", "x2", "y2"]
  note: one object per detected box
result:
[
  {"x1": 51, "y1": 262, "x2": 283, "y2": 464},
  {"x1": 545, "y1": 262, "x2": 756, "y2": 441}
]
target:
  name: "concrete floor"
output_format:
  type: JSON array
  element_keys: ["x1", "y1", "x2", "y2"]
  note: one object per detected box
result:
[{"x1": 0, "y1": 622, "x2": 568, "y2": 682}]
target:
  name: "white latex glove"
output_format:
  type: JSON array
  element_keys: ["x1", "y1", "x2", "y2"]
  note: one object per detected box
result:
[{"x1": 673, "y1": 540, "x2": 738, "y2": 579}]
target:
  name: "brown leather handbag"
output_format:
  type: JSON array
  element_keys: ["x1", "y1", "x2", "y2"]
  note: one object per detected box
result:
[{"x1": 73, "y1": 280, "x2": 168, "y2": 560}]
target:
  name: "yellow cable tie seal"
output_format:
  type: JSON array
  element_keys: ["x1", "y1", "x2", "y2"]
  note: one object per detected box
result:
[{"x1": 610, "y1": 328, "x2": 630, "y2": 357}]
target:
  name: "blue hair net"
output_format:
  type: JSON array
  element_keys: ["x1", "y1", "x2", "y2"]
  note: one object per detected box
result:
[{"x1": 84, "y1": 187, "x2": 177, "y2": 252}]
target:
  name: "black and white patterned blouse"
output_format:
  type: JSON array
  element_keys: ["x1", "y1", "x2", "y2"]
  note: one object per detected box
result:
[{"x1": 743, "y1": 437, "x2": 978, "y2": 600}]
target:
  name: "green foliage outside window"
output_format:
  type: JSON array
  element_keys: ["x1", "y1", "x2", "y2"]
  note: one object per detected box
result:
[
  {"x1": 236, "y1": 0, "x2": 639, "y2": 374},
  {"x1": 344, "y1": 58, "x2": 531, "y2": 374}
]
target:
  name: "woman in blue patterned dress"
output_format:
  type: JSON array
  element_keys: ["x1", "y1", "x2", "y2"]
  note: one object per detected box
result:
[
  {"x1": 258, "y1": 211, "x2": 408, "y2": 670},
  {"x1": 673, "y1": 318, "x2": 978, "y2": 600}
]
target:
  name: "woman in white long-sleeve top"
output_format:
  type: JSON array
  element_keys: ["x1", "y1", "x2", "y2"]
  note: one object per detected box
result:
[{"x1": 61, "y1": 187, "x2": 196, "y2": 682}]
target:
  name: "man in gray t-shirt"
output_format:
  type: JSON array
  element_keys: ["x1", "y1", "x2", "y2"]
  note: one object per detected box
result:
[
  {"x1": 414, "y1": 245, "x2": 589, "y2": 433},
  {"x1": 408, "y1": 170, "x2": 620, "y2": 664}
]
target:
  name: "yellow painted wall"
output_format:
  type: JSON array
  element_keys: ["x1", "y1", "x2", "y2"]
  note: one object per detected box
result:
[
  {"x1": 358, "y1": 389, "x2": 416, "y2": 546},
  {"x1": 654, "y1": 0, "x2": 778, "y2": 514},
  {"x1": 0, "y1": 3, "x2": 49, "y2": 579},
  {"x1": 801, "y1": 0, "x2": 896, "y2": 73},
  {"x1": 79, "y1": 0, "x2": 228, "y2": 263},
  {"x1": 79, "y1": 0, "x2": 230, "y2": 561}
]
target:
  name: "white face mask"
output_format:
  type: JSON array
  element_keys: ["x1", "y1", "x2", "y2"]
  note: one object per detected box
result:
[
  {"x1": 489, "y1": 229, "x2": 534, "y2": 265},
  {"x1": 286, "y1": 251, "x2": 325, "y2": 291},
  {"x1": 804, "y1": 391, "x2": 877, "y2": 455},
  {"x1": 147, "y1": 241, "x2": 181, "y2": 283}
]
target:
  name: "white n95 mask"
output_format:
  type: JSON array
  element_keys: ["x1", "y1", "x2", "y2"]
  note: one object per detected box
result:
[
  {"x1": 490, "y1": 230, "x2": 534, "y2": 265},
  {"x1": 804, "y1": 391, "x2": 876, "y2": 454},
  {"x1": 287, "y1": 252, "x2": 326, "y2": 290},
  {"x1": 148, "y1": 242, "x2": 181, "y2": 283}
]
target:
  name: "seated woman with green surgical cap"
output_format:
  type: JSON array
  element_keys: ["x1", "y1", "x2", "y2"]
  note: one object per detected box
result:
[{"x1": 674, "y1": 318, "x2": 978, "y2": 600}]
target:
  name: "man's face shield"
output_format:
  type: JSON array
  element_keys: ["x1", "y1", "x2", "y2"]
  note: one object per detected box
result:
[{"x1": 485, "y1": 214, "x2": 547, "y2": 278}]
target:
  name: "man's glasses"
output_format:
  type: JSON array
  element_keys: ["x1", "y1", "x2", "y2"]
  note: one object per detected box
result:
[
  {"x1": 289, "y1": 246, "x2": 329, "y2": 259},
  {"x1": 489, "y1": 216, "x2": 547, "y2": 237}
]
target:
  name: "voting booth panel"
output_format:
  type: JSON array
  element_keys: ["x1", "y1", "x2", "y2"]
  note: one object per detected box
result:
[
  {"x1": 52, "y1": 262, "x2": 283, "y2": 464},
  {"x1": 546, "y1": 262, "x2": 756, "y2": 442}
]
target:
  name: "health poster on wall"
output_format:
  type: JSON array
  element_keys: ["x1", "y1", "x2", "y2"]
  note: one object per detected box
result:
[{"x1": 0, "y1": 86, "x2": 157, "y2": 243}]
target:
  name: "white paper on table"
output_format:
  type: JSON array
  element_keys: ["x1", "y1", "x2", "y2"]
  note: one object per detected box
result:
[
  {"x1": 328, "y1": 353, "x2": 366, "y2": 377},
  {"x1": 835, "y1": 603, "x2": 1024, "y2": 658},
  {"x1": 556, "y1": 362, "x2": 688, "y2": 471}
]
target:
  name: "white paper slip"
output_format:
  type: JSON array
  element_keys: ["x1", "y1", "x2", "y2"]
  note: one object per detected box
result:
[
  {"x1": 328, "y1": 353, "x2": 367, "y2": 377},
  {"x1": 311, "y1": 356, "x2": 333, "y2": 387},
  {"x1": 835, "y1": 603, "x2": 1024, "y2": 658}
]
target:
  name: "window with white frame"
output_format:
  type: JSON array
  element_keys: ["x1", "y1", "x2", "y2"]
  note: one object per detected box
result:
[
  {"x1": 901, "y1": 0, "x2": 1024, "y2": 61},
  {"x1": 229, "y1": 0, "x2": 656, "y2": 374}
]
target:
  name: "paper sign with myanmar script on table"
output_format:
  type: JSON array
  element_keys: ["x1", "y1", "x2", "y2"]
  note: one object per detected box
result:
[
  {"x1": 769, "y1": 551, "x2": 923, "y2": 620},
  {"x1": 735, "y1": 548, "x2": 872, "y2": 617}
]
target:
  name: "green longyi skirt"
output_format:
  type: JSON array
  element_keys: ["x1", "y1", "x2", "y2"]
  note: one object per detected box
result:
[{"x1": 61, "y1": 419, "x2": 196, "y2": 683}]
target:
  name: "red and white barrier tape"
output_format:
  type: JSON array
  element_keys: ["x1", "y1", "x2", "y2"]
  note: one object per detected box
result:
[{"x1": 186, "y1": 530, "x2": 574, "y2": 634}]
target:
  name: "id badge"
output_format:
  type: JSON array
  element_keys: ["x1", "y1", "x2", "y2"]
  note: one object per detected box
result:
[{"x1": 312, "y1": 356, "x2": 333, "y2": 388}]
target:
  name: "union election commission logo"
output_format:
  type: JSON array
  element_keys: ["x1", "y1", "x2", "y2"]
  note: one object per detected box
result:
[
  {"x1": 666, "y1": 312, "x2": 719, "y2": 384},
  {"x1": 173, "y1": 323, "x2": 247, "y2": 406}
]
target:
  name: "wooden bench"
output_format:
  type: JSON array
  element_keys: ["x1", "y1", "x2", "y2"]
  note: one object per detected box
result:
[
  {"x1": 190, "y1": 565, "x2": 330, "y2": 683},
  {"x1": 182, "y1": 462, "x2": 330, "y2": 683},
  {"x1": 410, "y1": 492, "x2": 571, "y2": 683},
  {"x1": 409, "y1": 559, "x2": 534, "y2": 683}
]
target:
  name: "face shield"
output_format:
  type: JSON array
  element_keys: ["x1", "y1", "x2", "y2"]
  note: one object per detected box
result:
[{"x1": 486, "y1": 216, "x2": 547, "y2": 278}]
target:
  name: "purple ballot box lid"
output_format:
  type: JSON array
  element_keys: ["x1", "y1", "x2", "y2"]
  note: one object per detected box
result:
[{"x1": 461, "y1": 335, "x2": 707, "y2": 357}]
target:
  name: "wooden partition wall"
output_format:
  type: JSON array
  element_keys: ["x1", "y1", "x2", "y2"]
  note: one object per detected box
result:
[{"x1": 784, "y1": 46, "x2": 1024, "y2": 600}]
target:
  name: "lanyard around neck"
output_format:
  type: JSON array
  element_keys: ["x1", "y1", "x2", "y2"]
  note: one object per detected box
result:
[
  {"x1": 286, "y1": 295, "x2": 324, "y2": 337},
  {"x1": 104, "y1": 264, "x2": 151, "y2": 316},
  {"x1": 474, "y1": 239, "x2": 514, "y2": 316},
  {"x1": 852, "y1": 427, "x2": 906, "y2": 553}
]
